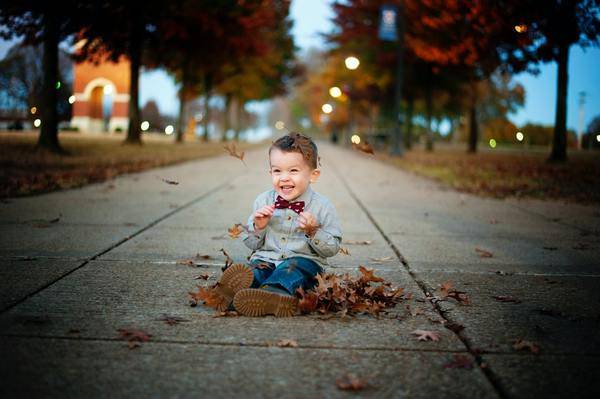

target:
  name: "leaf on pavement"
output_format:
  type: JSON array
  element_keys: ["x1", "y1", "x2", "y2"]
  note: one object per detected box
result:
[
  {"x1": 194, "y1": 273, "x2": 210, "y2": 280},
  {"x1": 336, "y1": 374, "x2": 369, "y2": 391},
  {"x1": 177, "y1": 258, "x2": 196, "y2": 267},
  {"x1": 513, "y1": 339, "x2": 540, "y2": 354},
  {"x1": 224, "y1": 143, "x2": 246, "y2": 165},
  {"x1": 220, "y1": 248, "x2": 234, "y2": 271},
  {"x1": 443, "y1": 354, "x2": 474, "y2": 369},
  {"x1": 189, "y1": 286, "x2": 221, "y2": 308},
  {"x1": 156, "y1": 314, "x2": 190, "y2": 326},
  {"x1": 276, "y1": 339, "x2": 299, "y2": 348},
  {"x1": 228, "y1": 223, "x2": 246, "y2": 238},
  {"x1": 117, "y1": 328, "x2": 151, "y2": 349},
  {"x1": 160, "y1": 178, "x2": 179, "y2": 185},
  {"x1": 195, "y1": 254, "x2": 212, "y2": 260},
  {"x1": 438, "y1": 281, "x2": 470, "y2": 305},
  {"x1": 411, "y1": 329, "x2": 441, "y2": 342},
  {"x1": 475, "y1": 247, "x2": 493, "y2": 258},
  {"x1": 492, "y1": 295, "x2": 521, "y2": 303}
]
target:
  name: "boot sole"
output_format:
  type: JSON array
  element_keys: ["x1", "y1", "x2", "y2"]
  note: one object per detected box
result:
[
  {"x1": 212, "y1": 264, "x2": 254, "y2": 312},
  {"x1": 233, "y1": 288, "x2": 298, "y2": 317}
]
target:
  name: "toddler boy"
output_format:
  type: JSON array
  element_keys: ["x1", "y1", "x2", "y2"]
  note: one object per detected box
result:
[{"x1": 213, "y1": 132, "x2": 343, "y2": 316}]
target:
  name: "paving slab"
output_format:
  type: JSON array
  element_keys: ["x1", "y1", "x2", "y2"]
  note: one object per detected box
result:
[
  {"x1": 0, "y1": 337, "x2": 498, "y2": 399},
  {"x1": 0, "y1": 258, "x2": 82, "y2": 311}
]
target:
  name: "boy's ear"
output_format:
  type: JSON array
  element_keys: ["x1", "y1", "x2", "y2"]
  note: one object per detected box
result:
[{"x1": 310, "y1": 168, "x2": 321, "y2": 183}]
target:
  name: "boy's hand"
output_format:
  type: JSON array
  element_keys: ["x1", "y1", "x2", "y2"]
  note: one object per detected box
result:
[
  {"x1": 253, "y1": 204, "x2": 275, "y2": 230},
  {"x1": 298, "y1": 211, "x2": 320, "y2": 238}
]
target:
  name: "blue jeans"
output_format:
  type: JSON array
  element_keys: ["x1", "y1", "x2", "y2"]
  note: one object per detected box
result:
[{"x1": 248, "y1": 257, "x2": 323, "y2": 295}]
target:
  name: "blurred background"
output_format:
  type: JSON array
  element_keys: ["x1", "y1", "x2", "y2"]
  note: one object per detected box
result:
[{"x1": 0, "y1": 0, "x2": 599, "y2": 199}]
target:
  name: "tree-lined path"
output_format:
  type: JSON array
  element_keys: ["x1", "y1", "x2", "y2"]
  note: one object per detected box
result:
[{"x1": 1, "y1": 143, "x2": 599, "y2": 398}]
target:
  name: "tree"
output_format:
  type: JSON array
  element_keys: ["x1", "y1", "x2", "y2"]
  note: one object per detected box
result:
[
  {"x1": 1, "y1": 1, "x2": 83, "y2": 152},
  {"x1": 514, "y1": 0, "x2": 600, "y2": 162}
]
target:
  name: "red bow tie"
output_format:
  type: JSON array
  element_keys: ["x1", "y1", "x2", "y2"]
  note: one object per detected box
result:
[{"x1": 274, "y1": 195, "x2": 305, "y2": 214}]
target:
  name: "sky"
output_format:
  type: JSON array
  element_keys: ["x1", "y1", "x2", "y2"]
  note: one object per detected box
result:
[{"x1": 1, "y1": 1, "x2": 598, "y2": 132}]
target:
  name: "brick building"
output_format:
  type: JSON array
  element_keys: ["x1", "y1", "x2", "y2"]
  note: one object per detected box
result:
[{"x1": 71, "y1": 59, "x2": 130, "y2": 133}]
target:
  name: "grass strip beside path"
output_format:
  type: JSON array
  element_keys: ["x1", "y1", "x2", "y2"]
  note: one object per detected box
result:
[
  {"x1": 0, "y1": 131, "x2": 263, "y2": 198},
  {"x1": 376, "y1": 147, "x2": 600, "y2": 204}
]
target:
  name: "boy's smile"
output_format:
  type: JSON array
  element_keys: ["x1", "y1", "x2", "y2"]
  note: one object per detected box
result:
[{"x1": 269, "y1": 148, "x2": 320, "y2": 201}]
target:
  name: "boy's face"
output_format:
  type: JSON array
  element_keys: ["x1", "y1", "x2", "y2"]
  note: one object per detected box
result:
[{"x1": 269, "y1": 148, "x2": 320, "y2": 201}]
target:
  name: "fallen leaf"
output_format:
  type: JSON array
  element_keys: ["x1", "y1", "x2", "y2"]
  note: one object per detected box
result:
[
  {"x1": 339, "y1": 247, "x2": 350, "y2": 255},
  {"x1": 336, "y1": 374, "x2": 369, "y2": 391},
  {"x1": 369, "y1": 256, "x2": 393, "y2": 263},
  {"x1": 438, "y1": 281, "x2": 470, "y2": 305},
  {"x1": 443, "y1": 354, "x2": 474, "y2": 369},
  {"x1": 411, "y1": 329, "x2": 441, "y2": 342},
  {"x1": 352, "y1": 141, "x2": 375, "y2": 155},
  {"x1": 475, "y1": 247, "x2": 493, "y2": 258},
  {"x1": 117, "y1": 328, "x2": 151, "y2": 349},
  {"x1": 513, "y1": 339, "x2": 540, "y2": 354},
  {"x1": 276, "y1": 339, "x2": 299, "y2": 348},
  {"x1": 161, "y1": 178, "x2": 179, "y2": 185},
  {"x1": 177, "y1": 258, "x2": 196, "y2": 267},
  {"x1": 228, "y1": 223, "x2": 245, "y2": 239},
  {"x1": 220, "y1": 248, "x2": 234, "y2": 271},
  {"x1": 492, "y1": 295, "x2": 521, "y2": 303},
  {"x1": 156, "y1": 314, "x2": 190, "y2": 326},
  {"x1": 345, "y1": 240, "x2": 372, "y2": 245},
  {"x1": 194, "y1": 273, "x2": 210, "y2": 280},
  {"x1": 358, "y1": 265, "x2": 385, "y2": 283},
  {"x1": 195, "y1": 254, "x2": 212, "y2": 260},
  {"x1": 224, "y1": 143, "x2": 246, "y2": 165}
]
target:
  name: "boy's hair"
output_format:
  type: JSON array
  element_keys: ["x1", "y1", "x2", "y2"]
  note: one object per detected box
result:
[{"x1": 269, "y1": 132, "x2": 319, "y2": 169}]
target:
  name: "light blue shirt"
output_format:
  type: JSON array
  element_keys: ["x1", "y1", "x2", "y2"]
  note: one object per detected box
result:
[{"x1": 241, "y1": 187, "x2": 343, "y2": 268}]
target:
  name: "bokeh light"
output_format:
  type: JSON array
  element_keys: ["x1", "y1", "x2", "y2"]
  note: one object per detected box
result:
[
  {"x1": 322, "y1": 103, "x2": 333, "y2": 114},
  {"x1": 164, "y1": 125, "x2": 174, "y2": 135},
  {"x1": 489, "y1": 139, "x2": 497, "y2": 148},
  {"x1": 33, "y1": 119, "x2": 41, "y2": 128},
  {"x1": 514, "y1": 24, "x2": 528, "y2": 33},
  {"x1": 344, "y1": 56, "x2": 360, "y2": 70},
  {"x1": 68, "y1": 96, "x2": 75, "y2": 104},
  {"x1": 103, "y1": 85, "x2": 113, "y2": 95},
  {"x1": 140, "y1": 121, "x2": 150, "y2": 131},
  {"x1": 30, "y1": 107, "x2": 37, "y2": 114},
  {"x1": 596, "y1": 134, "x2": 600, "y2": 143},
  {"x1": 516, "y1": 131, "x2": 524, "y2": 142},
  {"x1": 351, "y1": 134, "x2": 361, "y2": 144},
  {"x1": 275, "y1": 121, "x2": 285, "y2": 130},
  {"x1": 329, "y1": 86, "x2": 342, "y2": 98}
]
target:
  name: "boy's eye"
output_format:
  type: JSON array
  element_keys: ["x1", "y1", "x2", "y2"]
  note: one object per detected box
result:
[{"x1": 291, "y1": 169, "x2": 299, "y2": 173}]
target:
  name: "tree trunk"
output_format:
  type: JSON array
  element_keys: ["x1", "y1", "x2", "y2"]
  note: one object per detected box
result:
[
  {"x1": 37, "y1": 9, "x2": 63, "y2": 153},
  {"x1": 125, "y1": 17, "x2": 142, "y2": 145},
  {"x1": 234, "y1": 98, "x2": 243, "y2": 141},
  {"x1": 425, "y1": 67, "x2": 433, "y2": 151},
  {"x1": 222, "y1": 93, "x2": 232, "y2": 142},
  {"x1": 548, "y1": 42, "x2": 570, "y2": 163},
  {"x1": 468, "y1": 102, "x2": 478, "y2": 153},
  {"x1": 404, "y1": 93, "x2": 414, "y2": 150},
  {"x1": 202, "y1": 73, "x2": 212, "y2": 142}
]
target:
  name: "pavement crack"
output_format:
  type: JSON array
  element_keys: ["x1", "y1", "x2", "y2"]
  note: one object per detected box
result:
[{"x1": 331, "y1": 160, "x2": 510, "y2": 399}]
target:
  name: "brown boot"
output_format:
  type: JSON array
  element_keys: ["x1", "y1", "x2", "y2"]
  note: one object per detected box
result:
[
  {"x1": 233, "y1": 288, "x2": 298, "y2": 317},
  {"x1": 212, "y1": 264, "x2": 254, "y2": 312}
]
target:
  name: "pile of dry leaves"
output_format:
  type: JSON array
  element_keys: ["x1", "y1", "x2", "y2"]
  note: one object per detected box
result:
[{"x1": 190, "y1": 264, "x2": 407, "y2": 317}]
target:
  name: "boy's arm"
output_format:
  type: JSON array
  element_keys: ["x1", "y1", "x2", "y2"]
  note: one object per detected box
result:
[
  {"x1": 242, "y1": 197, "x2": 267, "y2": 250},
  {"x1": 306, "y1": 203, "x2": 342, "y2": 258}
]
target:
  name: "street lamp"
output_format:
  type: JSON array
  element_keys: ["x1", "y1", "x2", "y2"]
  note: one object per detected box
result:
[
  {"x1": 322, "y1": 103, "x2": 333, "y2": 114},
  {"x1": 345, "y1": 56, "x2": 360, "y2": 70},
  {"x1": 329, "y1": 86, "x2": 342, "y2": 98},
  {"x1": 516, "y1": 131, "x2": 524, "y2": 142}
]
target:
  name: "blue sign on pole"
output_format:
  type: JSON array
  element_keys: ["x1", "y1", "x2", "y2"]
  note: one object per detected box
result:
[{"x1": 378, "y1": 5, "x2": 398, "y2": 41}]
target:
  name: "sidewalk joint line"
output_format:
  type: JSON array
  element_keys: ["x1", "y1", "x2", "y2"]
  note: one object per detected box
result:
[
  {"x1": 0, "y1": 180, "x2": 234, "y2": 315},
  {"x1": 330, "y1": 161, "x2": 510, "y2": 399}
]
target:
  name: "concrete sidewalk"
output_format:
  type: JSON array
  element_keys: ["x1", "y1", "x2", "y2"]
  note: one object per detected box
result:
[{"x1": 1, "y1": 142, "x2": 599, "y2": 398}]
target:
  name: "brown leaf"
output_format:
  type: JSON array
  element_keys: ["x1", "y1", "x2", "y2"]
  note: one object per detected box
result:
[
  {"x1": 223, "y1": 143, "x2": 246, "y2": 165},
  {"x1": 161, "y1": 178, "x2": 179, "y2": 185},
  {"x1": 220, "y1": 248, "x2": 234, "y2": 271},
  {"x1": 438, "y1": 281, "x2": 470, "y2": 305},
  {"x1": 194, "y1": 273, "x2": 210, "y2": 280},
  {"x1": 352, "y1": 141, "x2": 375, "y2": 155},
  {"x1": 156, "y1": 314, "x2": 190, "y2": 326},
  {"x1": 297, "y1": 287, "x2": 319, "y2": 314},
  {"x1": 336, "y1": 374, "x2": 369, "y2": 391},
  {"x1": 177, "y1": 258, "x2": 196, "y2": 267},
  {"x1": 195, "y1": 254, "x2": 212, "y2": 260},
  {"x1": 298, "y1": 222, "x2": 321, "y2": 238},
  {"x1": 475, "y1": 247, "x2": 493, "y2": 258},
  {"x1": 189, "y1": 286, "x2": 221, "y2": 309},
  {"x1": 513, "y1": 339, "x2": 540, "y2": 354},
  {"x1": 339, "y1": 247, "x2": 350, "y2": 255},
  {"x1": 411, "y1": 329, "x2": 441, "y2": 342},
  {"x1": 358, "y1": 265, "x2": 385, "y2": 283},
  {"x1": 443, "y1": 354, "x2": 474, "y2": 369},
  {"x1": 228, "y1": 223, "x2": 245, "y2": 239},
  {"x1": 489, "y1": 219, "x2": 499, "y2": 224},
  {"x1": 276, "y1": 339, "x2": 299, "y2": 348},
  {"x1": 492, "y1": 295, "x2": 521, "y2": 303},
  {"x1": 117, "y1": 328, "x2": 151, "y2": 349}
]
